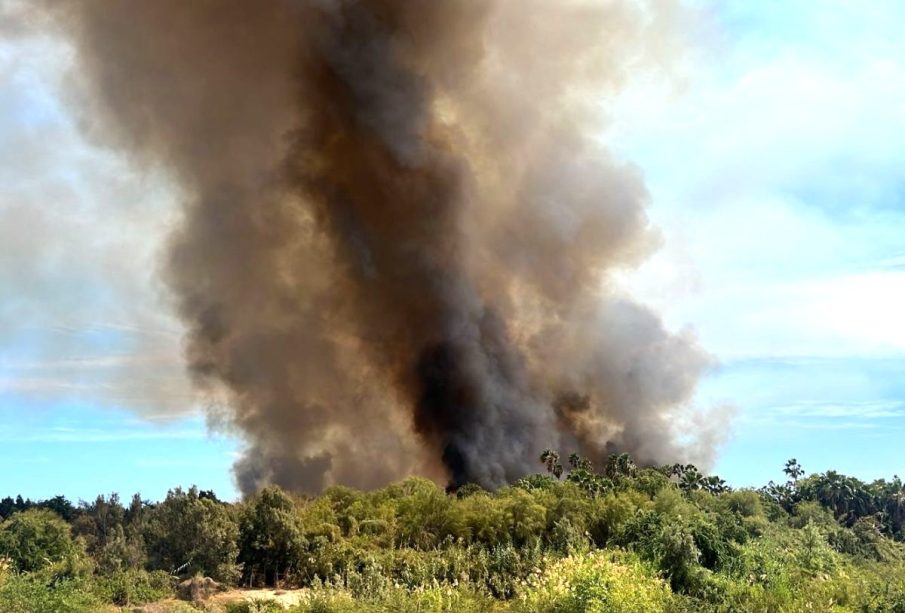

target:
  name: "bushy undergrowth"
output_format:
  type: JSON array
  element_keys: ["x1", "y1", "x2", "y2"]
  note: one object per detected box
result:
[
  {"x1": 516, "y1": 550, "x2": 674, "y2": 612},
  {"x1": 0, "y1": 573, "x2": 105, "y2": 613},
  {"x1": 2, "y1": 456, "x2": 905, "y2": 611},
  {"x1": 0, "y1": 551, "x2": 173, "y2": 611}
]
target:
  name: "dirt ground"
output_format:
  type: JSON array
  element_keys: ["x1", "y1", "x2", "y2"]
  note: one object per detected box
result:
[{"x1": 210, "y1": 587, "x2": 309, "y2": 607}]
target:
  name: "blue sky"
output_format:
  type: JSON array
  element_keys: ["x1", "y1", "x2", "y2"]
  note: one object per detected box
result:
[
  {"x1": 2, "y1": 0, "x2": 904, "y2": 501},
  {"x1": 611, "y1": 0, "x2": 905, "y2": 486}
]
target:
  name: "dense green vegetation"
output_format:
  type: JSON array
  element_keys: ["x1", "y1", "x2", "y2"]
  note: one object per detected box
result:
[{"x1": 1, "y1": 455, "x2": 904, "y2": 611}]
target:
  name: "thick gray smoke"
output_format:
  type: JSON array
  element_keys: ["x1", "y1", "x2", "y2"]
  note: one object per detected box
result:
[{"x1": 42, "y1": 0, "x2": 726, "y2": 494}]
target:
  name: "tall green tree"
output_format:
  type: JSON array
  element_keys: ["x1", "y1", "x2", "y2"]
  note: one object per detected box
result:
[
  {"x1": 72, "y1": 493, "x2": 126, "y2": 556},
  {"x1": 143, "y1": 486, "x2": 239, "y2": 583},
  {"x1": 238, "y1": 486, "x2": 307, "y2": 586}
]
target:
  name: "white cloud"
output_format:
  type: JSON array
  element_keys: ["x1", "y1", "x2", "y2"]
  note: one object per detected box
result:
[
  {"x1": 609, "y1": 0, "x2": 905, "y2": 364},
  {"x1": 767, "y1": 400, "x2": 905, "y2": 419},
  {"x1": 0, "y1": 426, "x2": 207, "y2": 444},
  {"x1": 0, "y1": 21, "x2": 193, "y2": 415}
]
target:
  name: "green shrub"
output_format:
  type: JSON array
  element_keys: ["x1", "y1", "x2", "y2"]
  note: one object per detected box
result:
[
  {"x1": 0, "y1": 509, "x2": 81, "y2": 573},
  {"x1": 394, "y1": 479, "x2": 462, "y2": 548},
  {"x1": 517, "y1": 550, "x2": 674, "y2": 612},
  {"x1": 616, "y1": 510, "x2": 702, "y2": 592},
  {"x1": 794, "y1": 522, "x2": 839, "y2": 575},
  {"x1": 0, "y1": 573, "x2": 104, "y2": 613},
  {"x1": 93, "y1": 568, "x2": 173, "y2": 606},
  {"x1": 723, "y1": 489, "x2": 766, "y2": 518},
  {"x1": 0, "y1": 556, "x2": 101, "y2": 613},
  {"x1": 286, "y1": 583, "x2": 497, "y2": 612},
  {"x1": 632, "y1": 468, "x2": 674, "y2": 497},
  {"x1": 587, "y1": 491, "x2": 648, "y2": 546},
  {"x1": 226, "y1": 598, "x2": 287, "y2": 613},
  {"x1": 789, "y1": 500, "x2": 837, "y2": 529}
]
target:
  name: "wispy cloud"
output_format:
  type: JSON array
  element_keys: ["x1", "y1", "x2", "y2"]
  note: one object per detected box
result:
[
  {"x1": 877, "y1": 255, "x2": 905, "y2": 271},
  {"x1": 767, "y1": 400, "x2": 905, "y2": 419},
  {"x1": 1, "y1": 351, "x2": 182, "y2": 371},
  {"x1": 773, "y1": 421, "x2": 884, "y2": 432},
  {"x1": 16, "y1": 456, "x2": 52, "y2": 464},
  {"x1": 0, "y1": 426, "x2": 209, "y2": 444},
  {"x1": 0, "y1": 22, "x2": 191, "y2": 418}
]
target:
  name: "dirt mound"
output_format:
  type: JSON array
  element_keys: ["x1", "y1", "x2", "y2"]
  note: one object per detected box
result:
[{"x1": 176, "y1": 576, "x2": 226, "y2": 602}]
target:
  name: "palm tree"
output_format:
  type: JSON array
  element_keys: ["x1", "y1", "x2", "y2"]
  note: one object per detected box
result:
[
  {"x1": 878, "y1": 476, "x2": 905, "y2": 536},
  {"x1": 702, "y1": 475, "x2": 729, "y2": 494},
  {"x1": 615, "y1": 453, "x2": 637, "y2": 478},
  {"x1": 784, "y1": 458, "x2": 805, "y2": 484},
  {"x1": 605, "y1": 453, "x2": 637, "y2": 480},
  {"x1": 679, "y1": 466, "x2": 704, "y2": 492},
  {"x1": 568, "y1": 453, "x2": 591, "y2": 471},
  {"x1": 818, "y1": 471, "x2": 846, "y2": 517},
  {"x1": 540, "y1": 449, "x2": 563, "y2": 479}
]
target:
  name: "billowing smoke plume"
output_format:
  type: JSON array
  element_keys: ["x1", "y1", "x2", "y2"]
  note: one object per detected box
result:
[{"x1": 42, "y1": 0, "x2": 726, "y2": 494}]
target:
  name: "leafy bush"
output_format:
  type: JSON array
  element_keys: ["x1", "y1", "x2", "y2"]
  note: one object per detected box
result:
[
  {"x1": 0, "y1": 573, "x2": 104, "y2": 613},
  {"x1": 616, "y1": 510, "x2": 703, "y2": 592},
  {"x1": 0, "y1": 553, "x2": 100, "y2": 613},
  {"x1": 92, "y1": 568, "x2": 173, "y2": 606},
  {"x1": 226, "y1": 598, "x2": 287, "y2": 613},
  {"x1": 0, "y1": 509, "x2": 81, "y2": 573},
  {"x1": 517, "y1": 550, "x2": 674, "y2": 612},
  {"x1": 394, "y1": 478, "x2": 462, "y2": 548},
  {"x1": 288, "y1": 584, "x2": 497, "y2": 612}
]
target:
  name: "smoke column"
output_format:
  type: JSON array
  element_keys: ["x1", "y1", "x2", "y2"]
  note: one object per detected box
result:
[{"x1": 42, "y1": 0, "x2": 725, "y2": 493}]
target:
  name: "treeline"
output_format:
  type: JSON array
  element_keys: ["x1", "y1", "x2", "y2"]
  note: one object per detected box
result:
[
  {"x1": 761, "y1": 459, "x2": 905, "y2": 537},
  {"x1": 1, "y1": 455, "x2": 905, "y2": 611}
]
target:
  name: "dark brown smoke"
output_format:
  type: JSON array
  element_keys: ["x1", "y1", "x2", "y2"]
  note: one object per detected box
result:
[{"x1": 41, "y1": 0, "x2": 727, "y2": 494}]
